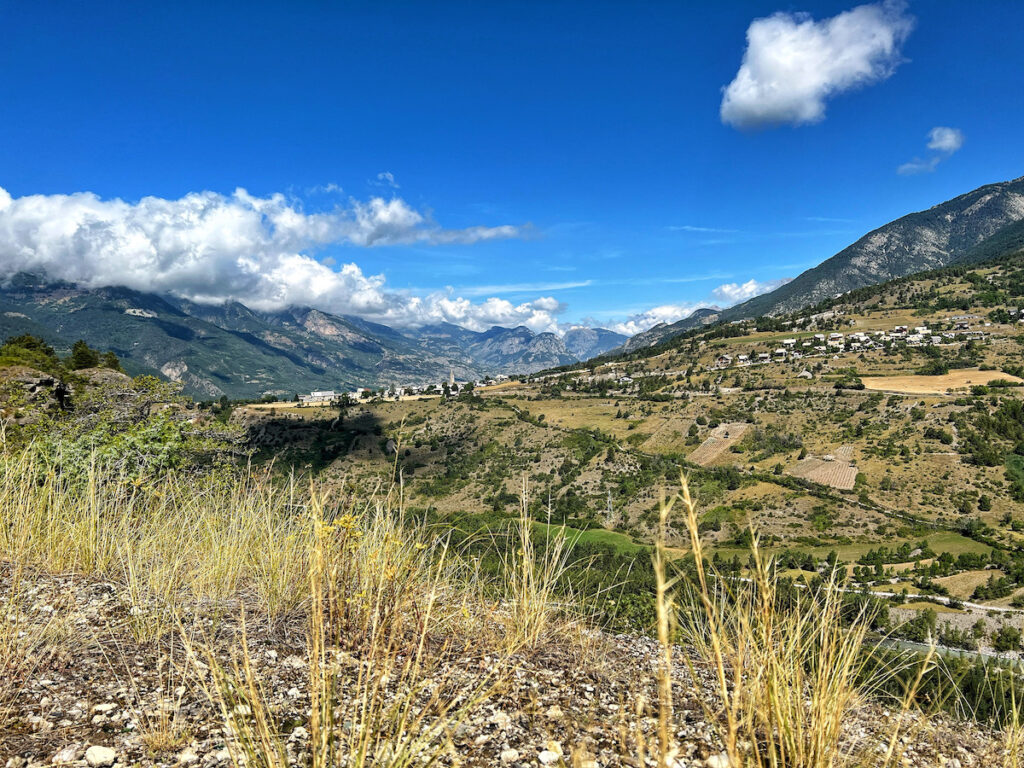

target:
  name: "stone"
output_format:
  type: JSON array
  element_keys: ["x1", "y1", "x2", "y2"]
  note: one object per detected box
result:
[
  {"x1": 177, "y1": 748, "x2": 200, "y2": 766},
  {"x1": 538, "y1": 752, "x2": 560, "y2": 766},
  {"x1": 545, "y1": 704, "x2": 564, "y2": 719},
  {"x1": 51, "y1": 746, "x2": 80, "y2": 764},
  {"x1": 545, "y1": 741, "x2": 564, "y2": 757},
  {"x1": 706, "y1": 753, "x2": 732, "y2": 768},
  {"x1": 84, "y1": 746, "x2": 117, "y2": 768},
  {"x1": 499, "y1": 748, "x2": 519, "y2": 763}
]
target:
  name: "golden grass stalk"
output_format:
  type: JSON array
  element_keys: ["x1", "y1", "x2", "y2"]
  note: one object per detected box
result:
[
  {"x1": 653, "y1": 473, "x2": 934, "y2": 768},
  {"x1": 188, "y1": 485, "x2": 503, "y2": 768},
  {"x1": 493, "y1": 482, "x2": 584, "y2": 654}
]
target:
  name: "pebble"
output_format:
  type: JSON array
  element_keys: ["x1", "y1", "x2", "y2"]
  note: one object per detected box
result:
[
  {"x1": 51, "y1": 745, "x2": 79, "y2": 764},
  {"x1": 500, "y1": 748, "x2": 520, "y2": 763},
  {"x1": 538, "y1": 751, "x2": 560, "y2": 765},
  {"x1": 705, "y1": 753, "x2": 731, "y2": 768},
  {"x1": 84, "y1": 746, "x2": 117, "y2": 768}
]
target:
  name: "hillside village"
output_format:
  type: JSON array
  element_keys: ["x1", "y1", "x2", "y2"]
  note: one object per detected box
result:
[{"x1": 295, "y1": 371, "x2": 512, "y2": 406}]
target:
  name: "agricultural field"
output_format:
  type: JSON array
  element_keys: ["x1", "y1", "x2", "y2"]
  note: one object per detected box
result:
[{"x1": 862, "y1": 369, "x2": 1024, "y2": 394}]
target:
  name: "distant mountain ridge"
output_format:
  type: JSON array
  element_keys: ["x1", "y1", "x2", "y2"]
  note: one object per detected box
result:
[
  {"x1": 0, "y1": 275, "x2": 626, "y2": 398},
  {"x1": 619, "y1": 175, "x2": 1024, "y2": 351}
]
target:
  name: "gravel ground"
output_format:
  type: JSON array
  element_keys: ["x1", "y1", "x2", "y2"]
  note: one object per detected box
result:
[{"x1": 1, "y1": 568, "x2": 1016, "y2": 768}]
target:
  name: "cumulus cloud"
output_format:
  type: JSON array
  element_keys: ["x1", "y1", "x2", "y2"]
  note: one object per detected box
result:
[
  {"x1": 720, "y1": 2, "x2": 914, "y2": 129},
  {"x1": 711, "y1": 277, "x2": 791, "y2": 304},
  {"x1": 0, "y1": 184, "x2": 566, "y2": 331},
  {"x1": 606, "y1": 277, "x2": 792, "y2": 336},
  {"x1": 898, "y1": 126, "x2": 965, "y2": 174},
  {"x1": 607, "y1": 303, "x2": 708, "y2": 337},
  {"x1": 927, "y1": 126, "x2": 964, "y2": 153}
]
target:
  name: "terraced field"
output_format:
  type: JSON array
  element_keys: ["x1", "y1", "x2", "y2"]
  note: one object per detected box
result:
[
  {"x1": 789, "y1": 446, "x2": 858, "y2": 490},
  {"x1": 687, "y1": 422, "x2": 749, "y2": 466}
]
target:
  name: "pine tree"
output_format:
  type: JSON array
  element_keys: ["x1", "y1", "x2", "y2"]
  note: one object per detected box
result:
[
  {"x1": 100, "y1": 350, "x2": 124, "y2": 372},
  {"x1": 68, "y1": 340, "x2": 100, "y2": 370}
]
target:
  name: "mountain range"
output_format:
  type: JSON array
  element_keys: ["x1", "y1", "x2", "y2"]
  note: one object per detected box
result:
[
  {"x1": 5, "y1": 175, "x2": 1024, "y2": 395},
  {"x1": 620, "y1": 175, "x2": 1024, "y2": 352},
  {"x1": 0, "y1": 274, "x2": 626, "y2": 398}
]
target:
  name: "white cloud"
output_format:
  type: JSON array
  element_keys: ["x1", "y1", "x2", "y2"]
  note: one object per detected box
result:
[
  {"x1": 927, "y1": 126, "x2": 964, "y2": 153},
  {"x1": 0, "y1": 184, "x2": 568, "y2": 331},
  {"x1": 898, "y1": 126, "x2": 965, "y2": 174},
  {"x1": 456, "y1": 280, "x2": 591, "y2": 297},
  {"x1": 720, "y1": 2, "x2": 914, "y2": 129},
  {"x1": 373, "y1": 171, "x2": 399, "y2": 189},
  {"x1": 607, "y1": 303, "x2": 708, "y2": 337},
  {"x1": 605, "y1": 277, "x2": 792, "y2": 337},
  {"x1": 711, "y1": 277, "x2": 791, "y2": 304},
  {"x1": 667, "y1": 225, "x2": 737, "y2": 233},
  {"x1": 896, "y1": 156, "x2": 940, "y2": 175}
]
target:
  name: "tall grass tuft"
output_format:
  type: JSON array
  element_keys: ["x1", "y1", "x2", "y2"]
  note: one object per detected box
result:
[
  {"x1": 188, "y1": 486, "x2": 503, "y2": 768},
  {"x1": 494, "y1": 490, "x2": 584, "y2": 654},
  {"x1": 650, "y1": 474, "x2": 934, "y2": 768}
]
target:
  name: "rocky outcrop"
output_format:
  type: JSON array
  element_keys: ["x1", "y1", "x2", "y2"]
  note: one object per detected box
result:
[{"x1": 0, "y1": 365, "x2": 71, "y2": 422}]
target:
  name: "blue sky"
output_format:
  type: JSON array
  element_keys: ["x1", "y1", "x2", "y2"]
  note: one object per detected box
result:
[{"x1": 1, "y1": 1, "x2": 1022, "y2": 335}]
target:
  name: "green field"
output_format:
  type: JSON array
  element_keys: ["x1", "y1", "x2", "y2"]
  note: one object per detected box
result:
[{"x1": 532, "y1": 521, "x2": 649, "y2": 556}]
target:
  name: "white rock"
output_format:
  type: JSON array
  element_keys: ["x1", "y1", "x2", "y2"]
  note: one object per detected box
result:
[
  {"x1": 91, "y1": 703, "x2": 117, "y2": 715},
  {"x1": 177, "y1": 748, "x2": 199, "y2": 766},
  {"x1": 85, "y1": 746, "x2": 117, "y2": 768},
  {"x1": 538, "y1": 751, "x2": 560, "y2": 766},
  {"x1": 51, "y1": 745, "x2": 79, "y2": 764},
  {"x1": 706, "y1": 753, "x2": 732, "y2": 768},
  {"x1": 500, "y1": 749, "x2": 519, "y2": 763},
  {"x1": 545, "y1": 705, "x2": 563, "y2": 719}
]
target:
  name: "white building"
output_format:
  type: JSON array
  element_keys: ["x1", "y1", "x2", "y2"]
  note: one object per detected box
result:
[{"x1": 298, "y1": 390, "x2": 339, "y2": 406}]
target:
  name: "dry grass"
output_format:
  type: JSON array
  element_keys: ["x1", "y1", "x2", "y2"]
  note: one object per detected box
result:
[
  {"x1": 0, "y1": 450, "x2": 592, "y2": 766},
  {"x1": 3, "y1": 445, "x2": 1020, "y2": 767},
  {"x1": 646, "y1": 474, "x2": 935, "y2": 768},
  {"x1": 0, "y1": 452, "x2": 319, "y2": 631},
  {"x1": 0, "y1": 562, "x2": 75, "y2": 726},
  {"x1": 187, "y1": 493, "x2": 504, "y2": 768},
  {"x1": 861, "y1": 369, "x2": 1024, "y2": 394}
]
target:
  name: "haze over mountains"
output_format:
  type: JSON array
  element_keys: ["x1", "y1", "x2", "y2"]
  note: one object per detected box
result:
[{"x1": 621, "y1": 175, "x2": 1024, "y2": 352}]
